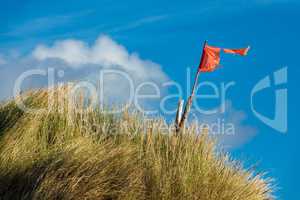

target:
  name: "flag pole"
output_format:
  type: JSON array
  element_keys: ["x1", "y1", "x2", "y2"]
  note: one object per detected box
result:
[{"x1": 177, "y1": 40, "x2": 207, "y2": 133}]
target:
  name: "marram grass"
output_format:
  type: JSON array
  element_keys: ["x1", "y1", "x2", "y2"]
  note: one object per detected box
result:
[{"x1": 0, "y1": 85, "x2": 274, "y2": 200}]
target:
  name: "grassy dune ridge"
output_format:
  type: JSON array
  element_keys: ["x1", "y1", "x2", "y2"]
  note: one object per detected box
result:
[{"x1": 0, "y1": 85, "x2": 274, "y2": 200}]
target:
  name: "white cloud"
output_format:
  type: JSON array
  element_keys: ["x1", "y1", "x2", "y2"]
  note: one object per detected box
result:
[
  {"x1": 0, "y1": 55, "x2": 6, "y2": 65},
  {"x1": 190, "y1": 101, "x2": 257, "y2": 149},
  {"x1": 3, "y1": 10, "x2": 93, "y2": 37},
  {"x1": 33, "y1": 35, "x2": 165, "y2": 78},
  {"x1": 32, "y1": 35, "x2": 169, "y2": 107},
  {"x1": 108, "y1": 15, "x2": 169, "y2": 33}
]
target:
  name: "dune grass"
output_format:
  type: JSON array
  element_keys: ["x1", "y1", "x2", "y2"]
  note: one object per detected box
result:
[{"x1": 0, "y1": 85, "x2": 274, "y2": 200}]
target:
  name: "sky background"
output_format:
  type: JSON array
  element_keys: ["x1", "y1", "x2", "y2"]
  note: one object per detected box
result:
[{"x1": 0, "y1": 0, "x2": 298, "y2": 199}]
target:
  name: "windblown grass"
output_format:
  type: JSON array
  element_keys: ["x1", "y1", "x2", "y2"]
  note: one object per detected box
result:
[{"x1": 0, "y1": 85, "x2": 274, "y2": 200}]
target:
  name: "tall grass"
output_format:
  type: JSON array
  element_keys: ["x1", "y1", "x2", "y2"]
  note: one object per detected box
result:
[{"x1": 0, "y1": 85, "x2": 274, "y2": 200}]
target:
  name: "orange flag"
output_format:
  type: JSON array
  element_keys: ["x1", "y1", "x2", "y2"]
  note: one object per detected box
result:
[
  {"x1": 198, "y1": 44, "x2": 249, "y2": 72},
  {"x1": 223, "y1": 46, "x2": 250, "y2": 56},
  {"x1": 199, "y1": 44, "x2": 221, "y2": 72}
]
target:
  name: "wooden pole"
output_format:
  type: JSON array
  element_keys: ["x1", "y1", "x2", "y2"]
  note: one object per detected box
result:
[
  {"x1": 177, "y1": 40, "x2": 207, "y2": 133},
  {"x1": 175, "y1": 98, "x2": 184, "y2": 133}
]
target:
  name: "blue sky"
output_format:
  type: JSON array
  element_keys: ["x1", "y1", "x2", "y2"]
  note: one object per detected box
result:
[{"x1": 0, "y1": 0, "x2": 298, "y2": 199}]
